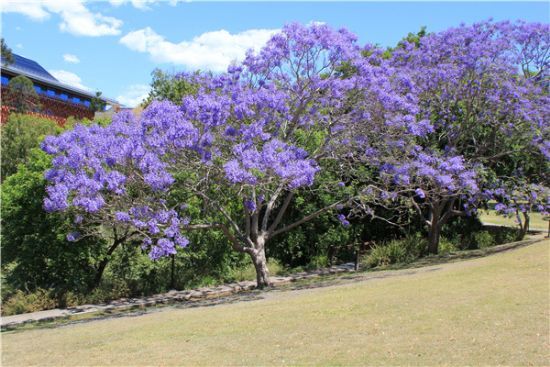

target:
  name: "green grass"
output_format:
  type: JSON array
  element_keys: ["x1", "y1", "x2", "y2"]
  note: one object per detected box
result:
[
  {"x1": 480, "y1": 210, "x2": 548, "y2": 230},
  {"x1": 2, "y1": 239, "x2": 549, "y2": 366}
]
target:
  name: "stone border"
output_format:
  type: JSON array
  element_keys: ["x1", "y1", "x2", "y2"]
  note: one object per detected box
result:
[{"x1": 1, "y1": 263, "x2": 357, "y2": 329}]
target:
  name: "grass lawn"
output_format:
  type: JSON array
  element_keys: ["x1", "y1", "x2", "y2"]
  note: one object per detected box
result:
[
  {"x1": 2, "y1": 240, "x2": 549, "y2": 366},
  {"x1": 479, "y1": 210, "x2": 548, "y2": 231}
]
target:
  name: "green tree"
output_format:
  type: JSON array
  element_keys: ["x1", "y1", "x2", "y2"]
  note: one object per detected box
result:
[
  {"x1": 1, "y1": 38, "x2": 14, "y2": 65},
  {"x1": 144, "y1": 68, "x2": 200, "y2": 106},
  {"x1": 5, "y1": 75, "x2": 41, "y2": 113},
  {"x1": 1, "y1": 113, "x2": 61, "y2": 180},
  {"x1": 90, "y1": 91, "x2": 107, "y2": 112},
  {"x1": 1, "y1": 149, "x2": 104, "y2": 298}
]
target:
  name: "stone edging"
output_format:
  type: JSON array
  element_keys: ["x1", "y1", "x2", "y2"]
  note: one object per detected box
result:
[{"x1": 1, "y1": 263, "x2": 357, "y2": 329}]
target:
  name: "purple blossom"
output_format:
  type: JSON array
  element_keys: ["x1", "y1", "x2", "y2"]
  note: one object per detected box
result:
[
  {"x1": 337, "y1": 214, "x2": 350, "y2": 227},
  {"x1": 415, "y1": 188, "x2": 426, "y2": 199},
  {"x1": 66, "y1": 232, "x2": 79, "y2": 242}
]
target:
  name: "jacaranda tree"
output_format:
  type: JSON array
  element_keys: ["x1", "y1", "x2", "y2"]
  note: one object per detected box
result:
[
  {"x1": 385, "y1": 20, "x2": 550, "y2": 252},
  {"x1": 42, "y1": 20, "x2": 549, "y2": 284},
  {"x1": 42, "y1": 23, "x2": 423, "y2": 287}
]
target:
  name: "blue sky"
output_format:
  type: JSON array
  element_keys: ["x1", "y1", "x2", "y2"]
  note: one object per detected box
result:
[{"x1": 2, "y1": 1, "x2": 549, "y2": 107}]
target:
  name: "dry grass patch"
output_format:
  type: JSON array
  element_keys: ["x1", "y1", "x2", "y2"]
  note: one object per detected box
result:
[{"x1": 2, "y1": 240, "x2": 549, "y2": 366}]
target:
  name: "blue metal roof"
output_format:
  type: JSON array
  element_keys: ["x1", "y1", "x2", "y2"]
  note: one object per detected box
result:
[
  {"x1": 1, "y1": 53, "x2": 120, "y2": 106},
  {"x1": 2, "y1": 53, "x2": 59, "y2": 83}
]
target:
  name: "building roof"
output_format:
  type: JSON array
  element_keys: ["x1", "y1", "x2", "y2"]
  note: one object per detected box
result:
[
  {"x1": 3, "y1": 54, "x2": 59, "y2": 83},
  {"x1": 1, "y1": 53, "x2": 119, "y2": 106}
]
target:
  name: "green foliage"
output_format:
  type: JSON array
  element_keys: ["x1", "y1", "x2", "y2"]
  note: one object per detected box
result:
[
  {"x1": 90, "y1": 91, "x2": 107, "y2": 112},
  {"x1": 1, "y1": 149, "x2": 104, "y2": 298},
  {"x1": 383, "y1": 26, "x2": 428, "y2": 59},
  {"x1": 144, "y1": 68, "x2": 200, "y2": 107},
  {"x1": 442, "y1": 215, "x2": 484, "y2": 250},
  {"x1": 1, "y1": 38, "x2": 14, "y2": 65},
  {"x1": 64, "y1": 115, "x2": 111, "y2": 129},
  {"x1": 1, "y1": 113, "x2": 62, "y2": 179},
  {"x1": 6, "y1": 75, "x2": 40, "y2": 113},
  {"x1": 306, "y1": 255, "x2": 329, "y2": 270},
  {"x1": 363, "y1": 234, "x2": 426, "y2": 268},
  {"x1": 473, "y1": 231, "x2": 496, "y2": 249},
  {"x1": 438, "y1": 237, "x2": 457, "y2": 254},
  {"x1": 2, "y1": 289, "x2": 57, "y2": 316},
  {"x1": 365, "y1": 241, "x2": 408, "y2": 268}
]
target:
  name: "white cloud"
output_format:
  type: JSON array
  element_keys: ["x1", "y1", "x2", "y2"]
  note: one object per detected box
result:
[
  {"x1": 63, "y1": 54, "x2": 80, "y2": 64},
  {"x1": 109, "y1": 0, "x2": 184, "y2": 10},
  {"x1": 1, "y1": 1, "x2": 49, "y2": 20},
  {"x1": 116, "y1": 84, "x2": 151, "y2": 107},
  {"x1": 50, "y1": 70, "x2": 90, "y2": 91},
  {"x1": 1, "y1": 0, "x2": 122, "y2": 37},
  {"x1": 120, "y1": 27, "x2": 278, "y2": 72}
]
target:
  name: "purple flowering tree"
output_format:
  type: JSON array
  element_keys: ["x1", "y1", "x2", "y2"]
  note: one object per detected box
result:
[
  {"x1": 489, "y1": 180, "x2": 550, "y2": 239},
  {"x1": 385, "y1": 20, "x2": 550, "y2": 252},
  {"x1": 379, "y1": 152, "x2": 483, "y2": 253},
  {"x1": 42, "y1": 23, "x2": 420, "y2": 288}
]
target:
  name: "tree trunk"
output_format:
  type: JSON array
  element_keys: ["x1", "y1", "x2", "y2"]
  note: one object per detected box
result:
[
  {"x1": 93, "y1": 238, "x2": 123, "y2": 289},
  {"x1": 170, "y1": 254, "x2": 176, "y2": 289},
  {"x1": 517, "y1": 212, "x2": 530, "y2": 240},
  {"x1": 94, "y1": 258, "x2": 109, "y2": 288},
  {"x1": 427, "y1": 219, "x2": 440, "y2": 255},
  {"x1": 249, "y1": 247, "x2": 270, "y2": 289}
]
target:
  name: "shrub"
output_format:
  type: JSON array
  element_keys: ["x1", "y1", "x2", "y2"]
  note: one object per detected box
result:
[
  {"x1": 1, "y1": 149, "x2": 104, "y2": 296},
  {"x1": 5, "y1": 75, "x2": 40, "y2": 113},
  {"x1": 1, "y1": 113, "x2": 61, "y2": 179},
  {"x1": 363, "y1": 234, "x2": 427, "y2": 268},
  {"x1": 364, "y1": 241, "x2": 407, "y2": 268},
  {"x1": 473, "y1": 231, "x2": 495, "y2": 249},
  {"x1": 438, "y1": 237, "x2": 457, "y2": 254},
  {"x1": 306, "y1": 255, "x2": 330, "y2": 270},
  {"x1": 401, "y1": 233, "x2": 428, "y2": 258},
  {"x1": 441, "y1": 215, "x2": 484, "y2": 250},
  {"x1": 2, "y1": 289, "x2": 56, "y2": 316}
]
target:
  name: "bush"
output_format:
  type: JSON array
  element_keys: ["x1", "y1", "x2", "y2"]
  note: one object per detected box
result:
[
  {"x1": 2, "y1": 289, "x2": 56, "y2": 316},
  {"x1": 473, "y1": 231, "x2": 495, "y2": 249},
  {"x1": 306, "y1": 255, "x2": 329, "y2": 270},
  {"x1": 441, "y1": 215, "x2": 484, "y2": 250},
  {"x1": 364, "y1": 241, "x2": 407, "y2": 268},
  {"x1": 439, "y1": 237, "x2": 457, "y2": 254},
  {"x1": 1, "y1": 113, "x2": 61, "y2": 179},
  {"x1": 401, "y1": 233, "x2": 427, "y2": 258},
  {"x1": 363, "y1": 234, "x2": 427, "y2": 268},
  {"x1": 5, "y1": 75, "x2": 40, "y2": 113},
  {"x1": 1, "y1": 149, "x2": 104, "y2": 296}
]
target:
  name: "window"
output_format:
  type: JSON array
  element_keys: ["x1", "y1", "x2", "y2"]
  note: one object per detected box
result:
[
  {"x1": 47, "y1": 89, "x2": 56, "y2": 97},
  {"x1": 34, "y1": 85, "x2": 42, "y2": 93},
  {"x1": 60, "y1": 93, "x2": 68, "y2": 100},
  {"x1": 71, "y1": 96, "x2": 81, "y2": 104},
  {"x1": 1, "y1": 76, "x2": 9, "y2": 85}
]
